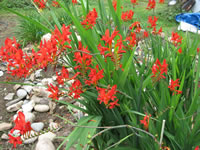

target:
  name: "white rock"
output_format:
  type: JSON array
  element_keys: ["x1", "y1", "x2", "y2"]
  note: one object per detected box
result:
[
  {"x1": 1, "y1": 133, "x2": 9, "y2": 140},
  {"x1": 0, "y1": 71, "x2": 4, "y2": 77},
  {"x1": 31, "y1": 95, "x2": 43, "y2": 103},
  {"x1": 49, "y1": 101, "x2": 56, "y2": 114},
  {"x1": 35, "y1": 138, "x2": 55, "y2": 150},
  {"x1": 33, "y1": 86, "x2": 50, "y2": 97},
  {"x1": 6, "y1": 98, "x2": 21, "y2": 107},
  {"x1": 21, "y1": 130, "x2": 38, "y2": 144},
  {"x1": 34, "y1": 104, "x2": 50, "y2": 112},
  {"x1": 23, "y1": 100, "x2": 30, "y2": 104},
  {"x1": 13, "y1": 84, "x2": 21, "y2": 91},
  {"x1": 38, "y1": 132, "x2": 56, "y2": 141},
  {"x1": 29, "y1": 73, "x2": 35, "y2": 82},
  {"x1": 4, "y1": 93, "x2": 15, "y2": 101},
  {"x1": 22, "y1": 101, "x2": 35, "y2": 112},
  {"x1": 41, "y1": 78, "x2": 55, "y2": 86},
  {"x1": 6, "y1": 101, "x2": 23, "y2": 112},
  {"x1": 16, "y1": 89, "x2": 27, "y2": 99},
  {"x1": 22, "y1": 85, "x2": 33, "y2": 94},
  {"x1": 41, "y1": 33, "x2": 52, "y2": 44},
  {"x1": 0, "y1": 123, "x2": 12, "y2": 131},
  {"x1": 35, "y1": 69, "x2": 43, "y2": 78},
  {"x1": 31, "y1": 122, "x2": 44, "y2": 132}
]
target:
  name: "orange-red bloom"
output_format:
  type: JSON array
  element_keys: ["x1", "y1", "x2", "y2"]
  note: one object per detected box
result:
[
  {"x1": 8, "y1": 135, "x2": 22, "y2": 148},
  {"x1": 159, "y1": 0, "x2": 165, "y2": 3},
  {"x1": 129, "y1": 21, "x2": 141, "y2": 33},
  {"x1": 81, "y1": 8, "x2": 98, "y2": 30},
  {"x1": 96, "y1": 85, "x2": 119, "y2": 109},
  {"x1": 151, "y1": 59, "x2": 168, "y2": 81},
  {"x1": 171, "y1": 32, "x2": 182, "y2": 46},
  {"x1": 69, "y1": 79, "x2": 83, "y2": 99},
  {"x1": 178, "y1": 48, "x2": 182, "y2": 54},
  {"x1": 47, "y1": 84, "x2": 61, "y2": 100},
  {"x1": 121, "y1": 10, "x2": 134, "y2": 22},
  {"x1": 56, "y1": 66, "x2": 69, "y2": 85},
  {"x1": 146, "y1": 0, "x2": 156, "y2": 10},
  {"x1": 131, "y1": 0, "x2": 138, "y2": 4},
  {"x1": 140, "y1": 113, "x2": 151, "y2": 131},
  {"x1": 33, "y1": 0, "x2": 46, "y2": 9},
  {"x1": 72, "y1": 0, "x2": 78, "y2": 4},
  {"x1": 168, "y1": 79, "x2": 182, "y2": 95},
  {"x1": 52, "y1": 1, "x2": 60, "y2": 7}
]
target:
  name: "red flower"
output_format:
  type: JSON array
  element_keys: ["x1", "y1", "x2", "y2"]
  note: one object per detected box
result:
[
  {"x1": 101, "y1": 28, "x2": 119, "y2": 46},
  {"x1": 125, "y1": 32, "x2": 137, "y2": 47},
  {"x1": 159, "y1": 0, "x2": 165, "y2": 3},
  {"x1": 10, "y1": 111, "x2": 32, "y2": 136},
  {"x1": 8, "y1": 134, "x2": 22, "y2": 148},
  {"x1": 56, "y1": 66, "x2": 69, "y2": 85},
  {"x1": 178, "y1": 48, "x2": 182, "y2": 54},
  {"x1": 197, "y1": 48, "x2": 199, "y2": 53},
  {"x1": 74, "y1": 42, "x2": 92, "y2": 72},
  {"x1": 168, "y1": 79, "x2": 182, "y2": 95},
  {"x1": 148, "y1": 16, "x2": 158, "y2": 28},
  {"x1": 195, "y1": 146, "x2": 199, "y2": 150},
  {"x1": 146, "y1": 0, "x2": 156, "y2": 10},
  {"x1": 47, "y1": 84, "x2": 61, "y2": 100},
  {"x1": 33, "y1": 0, "x2": 46, "y2": 9},
  {"x1": 129, "y1": 21, "x2": 141, "y2": 33},
  {"x1": 81, "y1": 8, "x2": 98, "y2": 30},
  {"x1": 85, "y1": 65, "x2": 104, "y2": 86},
  {"x1": 112, "y1": 0, "x2": 117, "y2": 11},
  {"x1": 52, "y1": 1, "x2": 60, "y2": 7},
  {"x1": 140, "y1": 113, "x2": 151, "y2": 131},
  {"x1": 72, "y1": 0, "x2": 78, "y2": 4},
  {"x1": 171, "y1": 32, "x2": 182, "y2": 46},
  {"x1": 151, "y1": 59, "x2": 168, "y2": 81},
  {"x1": 131, "y1": 0, "x2": 138, "y2": 5},
  {"x1": 143, "y1": 30, "x2": 149, "y2": 38},
  {"x1": 69, "y1": 79, "x2": 83, "y2": 99},
  {"x1": 121, "y1": 10, "x2": 134, "y2": 22},
  {"x1": 96, "y1": 85, "x2": 119, "y2": 109}
]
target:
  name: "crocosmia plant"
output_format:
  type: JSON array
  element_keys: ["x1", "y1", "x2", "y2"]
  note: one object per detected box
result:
[{"x1": 1, "y1": 0, "x2": 200, "y2": 150}]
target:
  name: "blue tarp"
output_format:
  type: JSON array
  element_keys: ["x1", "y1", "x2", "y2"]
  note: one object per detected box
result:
[{"x1": 176, "y1": 13, "x2": 200, "y2": 29}]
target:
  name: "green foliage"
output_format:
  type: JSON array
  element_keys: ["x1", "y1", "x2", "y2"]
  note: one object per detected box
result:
[{"x1": 0, "y1": 0, "x2": 34, "y2": 8}]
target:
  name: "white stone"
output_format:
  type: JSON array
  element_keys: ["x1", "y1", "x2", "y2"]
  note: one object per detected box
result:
[
  {"x1": 31, "y1": 95, "x2": 43, "y2": 103},
  {"x1": 33, "y1": 86, "x2": 50, "y2": 97},
  {"x1": 24, "y1": 112, "x2": 36, "y2": 123},
  {"x1": 31, "y1": 122, "x2": 44, "y2": 132},
  {"x1": 35, "y1": 138, "x2": 55, "y2": 150},
  {"x1": 41, "y1": 78, "x2": 55, "y2": 86},
  {"x1": 41, "y1": 33, "x2": 52, "y2": 44},
  {"x1": 4, "y1": 93, "x2": 15, "y2": 101},
  {"x1": 49, "y1": 101, "x2": 56, "y2": 114},
  {"x1": 0, "y1": 71, "x2": 4, "y2": 77},
  {"x1": 23, "y1": 100, "x2": 30, "y2": 104},
  {"x1": 6, "y1": 98, "x2": 21, "y2": 107},
  {"x1": 38, "y1": 132, "x2": 56, "y2": 141},
  {"x1": 1, "y1": 133, "x2": 9, "y2": 140},
  {"x1": 6, "y1": 101, "x2": 23, "y2": 112},
  {"x1": 29, "y1": 73, "x2": 35, "y2": 82},
  {"x1": 34, "y1": 104, "x2": 50, "y2": 112},
  {"x1": 0, "y1": 123, "x2": 12, "y2": 131},
  {"x1": 16, "y1": 89, "x2": 27, "y2": 99},
  {"x1": 35, "y1": 69, "x2": 43, "y2": 78},
  {"x1": 22, "y1": 101, "x2": 35, "y2": 112},
  {"x1": 22, "y1": 85, "x2": 33, "y2": 94},
  {"x1": 13, "y1": 84, "x2": 21, "y2": 91},
  {"x1": 21, "y1": 130, "x2": 38, "y2": 144}
]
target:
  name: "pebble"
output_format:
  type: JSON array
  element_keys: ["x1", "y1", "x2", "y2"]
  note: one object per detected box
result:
[
  {"x1": 41, "y1": 33, "x2": 51, "y2": 44},
  {"x1": 39, "y1": 98, "x2": 49, "y2": 105},
  {"x1": 6, "y1": 101, "x2": 23, "y2": 112},
  {"x1": 41, "y1": 78, "x2": 55, "y2": 86},
  {"x1": 31, "y1": 95, "x2": 43, "y2": 103},
  {"x1": 13, "y1": 84, "x2": 21, "y2": 91},
  {"x1": 22, "y1": 100, "x2": 35, "y2": 112},
  {"x1": 1, "y1": 133, "x2": 9, "y2": 140},
  {"x1": 31, "y1": 122, "x2": 44, "y2": 132},
  {"x1": 49, "y1": 101, "x2": 56, "y2": 114},
  {"x1": 16, "y1": 89, "x2": 27, "y2": 99},
  {"x1": 0, "y1": 122, "x2": 12, "y2": 131},
  {"x1": 35, "y1": 69, "x2": 43, "y2": 78},
  {"x1": 4, "y1": 93, "x2": 15, "y2": 101},
  {"x1": 6, "y1": 98, "x2": 21, "y2": 107},
  {"x1": 22, "y1": 85, "x2": 33, "y2": 94},
  {"x1": 38, "y1": 132, "x2": 56, "y2": 141},
  {"x1": 34, "y1": 104, "x2": 50, "y2": 112},
  {"x1": 35, "y1": 138, "x2": 55, "y2": 150},
  {"x1": 29, "y1": 73, "x2": 35, "y2": 82},
  {"x1": 33, "y1": 87, "x2": 50, "y2": 97},
  {"x1": 0, "y1": 71, "x2": 4, "y2": 77}
]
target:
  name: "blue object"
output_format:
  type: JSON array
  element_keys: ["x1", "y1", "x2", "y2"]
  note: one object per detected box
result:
[{"x1": 176, "y1": 13, "x2": 200, "y2": 29}]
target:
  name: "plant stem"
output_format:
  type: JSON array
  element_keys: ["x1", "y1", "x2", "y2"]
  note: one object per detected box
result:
[{"x1": 159, "y1": 119, "x2": 166, "y2": 147}]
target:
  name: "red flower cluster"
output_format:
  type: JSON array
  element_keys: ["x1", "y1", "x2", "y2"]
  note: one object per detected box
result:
[
  {"x1": 69, "y1": 79, "x2": 83, "y2": 99},
  {"x1": 85, "y1": 65, "x2": 104, "y2": 86},
  {"x1": 0, "y1": 24, "x2": 71, "y2": 78},
  {"x1": 148, "y1": 16, "x2": 162, "y2": 35},
  {"x1": 131, "y1": 0, "x2": 138, "y2": 5},
  {"x1": 159, "y1": 0, "x2": 165, "y2": 3},
  {"x1": 96, "y1": 85, "x2": 119, "y2": 109},
  {"x1": 129, "y1": 21, "x2": 141, "y2": 33},
  {"x1": 140, "y1": 113, "x2": 151, "y2": 131},
  {"x1": 52, "y1": 1, "x2": 60, "y2": 7},
  {"x1": 56, "y1": 66, "x2": 69, "y2": 85},
  {"x1": 171, "y1": 32, "x2": 182, "y2": 46},
  {"x1": 168, "y1": 79, "x2": 182, "y2": 95},
  {"x1": 112, "y1": 0, "x2": 117, "y2": 11},
  {"x1": 195, "y1": 146, "x2": 199, "y2": 150},
  {"x1": 81, "y1": 8, "x2": 98, "y2": 30},
  {"x1": 33, "y1": 0, "x2": 46, "y2": 9},
  {"x1": 151, "y1": 59, "x2": 168, "y2": 81},
  {"x1": 99, "y1": 28, "x2": 126, "y2": 70},
  {"x1": 121, "y1": 10, "x2": 134, "y2": 22},
  {"x1": 47, "y1": 83, "x2": 63, "y2": 100},
  {"x1": 125, "y1": 32, "x2": 137, "y2": 48},
  {"x1": 146, "y1": 0, "x2": 156, "y2": 10},
  {"x1": 72, "y1": 0, "x2": 78, "y2": 4},
  {"x1": 9, "y1": 112, "x2": 32, "y2": 148}
]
